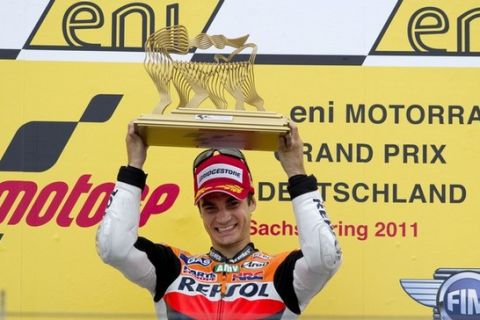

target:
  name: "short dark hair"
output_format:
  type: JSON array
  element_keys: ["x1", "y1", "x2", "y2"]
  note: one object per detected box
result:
[{"x1": 247, "y1": 193, "x2": 255, "y2": 205}]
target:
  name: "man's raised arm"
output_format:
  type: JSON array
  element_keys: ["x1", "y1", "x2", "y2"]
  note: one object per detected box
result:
[
  {"x1": 96, "y1": 122, "x2": 156, "y2": 293},
  {"x1": 277, "y1": 122, "x2": 342, "y2": 311}
]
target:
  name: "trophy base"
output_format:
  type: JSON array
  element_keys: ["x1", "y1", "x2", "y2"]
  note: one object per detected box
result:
[{"x1": 134, "y1": 108, "x2": 289, "y2": 151}]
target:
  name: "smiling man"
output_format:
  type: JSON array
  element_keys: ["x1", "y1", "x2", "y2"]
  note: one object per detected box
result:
[{"x1": 96, "y1": 122, "x2": 342, "y2": 319}]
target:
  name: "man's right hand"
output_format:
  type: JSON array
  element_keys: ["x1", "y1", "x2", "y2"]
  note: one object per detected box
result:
[
  {"x1": 126, "y1": 121, "x2": 148, "y2": 170},
  {"x1": 277, "y1": 122, "x2": 306, "y2": 178}
]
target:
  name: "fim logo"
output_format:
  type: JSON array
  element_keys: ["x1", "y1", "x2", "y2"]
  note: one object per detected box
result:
[{"x1": 401, "y1": 268, "x2": 480, "y2": 320}]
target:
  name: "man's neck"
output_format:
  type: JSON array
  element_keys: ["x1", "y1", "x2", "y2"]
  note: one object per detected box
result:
[{"x1": 211, "y1": 240, "x2": 253, "y2": 262}]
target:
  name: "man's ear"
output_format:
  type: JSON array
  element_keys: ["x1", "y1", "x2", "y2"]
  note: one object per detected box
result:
[{"x1": 249, "y1": 195, "x2": 257, "y2": 211}]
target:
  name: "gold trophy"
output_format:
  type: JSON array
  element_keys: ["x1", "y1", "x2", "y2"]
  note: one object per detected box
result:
[{"x1": 134, "y1": 25, "x2": 289, "y2": 151}]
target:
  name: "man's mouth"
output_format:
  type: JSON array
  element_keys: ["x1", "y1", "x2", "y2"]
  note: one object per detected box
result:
[{"x1": 215, "y1": 224, "x2": 237, "y2": 233}]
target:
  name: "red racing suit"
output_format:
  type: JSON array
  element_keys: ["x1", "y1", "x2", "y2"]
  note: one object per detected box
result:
[{"x1": 96, "y1": 166, "x2": 342, "y2": 319}]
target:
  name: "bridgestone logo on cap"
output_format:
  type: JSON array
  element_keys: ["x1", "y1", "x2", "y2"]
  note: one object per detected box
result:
[{"x1": 197, "y1": 164, "x2": 243, "y2": 187}]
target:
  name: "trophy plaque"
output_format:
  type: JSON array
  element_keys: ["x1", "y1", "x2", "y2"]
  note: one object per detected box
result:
[{"x1": 134, "y1": 25, "x2": 289, "y2": 151}]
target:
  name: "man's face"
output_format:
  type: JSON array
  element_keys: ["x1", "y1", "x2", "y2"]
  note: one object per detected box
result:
[{"x1": 198, "y1": 192, "x2": 255, "y2": 252}]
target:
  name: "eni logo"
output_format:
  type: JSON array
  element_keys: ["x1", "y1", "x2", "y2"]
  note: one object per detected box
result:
[
  {"x1": 372, "y1": 2, "x2": 480, "y2": 55},
  {"x1": 401, "y1": 268, "x2": 480, "y2": 319},
  {"x1": 25, "y1": 1, "x2": 220, "y2": 51}
]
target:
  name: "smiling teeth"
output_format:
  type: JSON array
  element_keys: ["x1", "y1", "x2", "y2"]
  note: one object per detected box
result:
[{"x1": 218, "y1": 225, "x2": 235, "y2": 232}]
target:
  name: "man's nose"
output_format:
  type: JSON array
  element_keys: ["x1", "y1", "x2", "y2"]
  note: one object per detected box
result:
[{"x1": 216, "y1": 208, "x2": 232, "y2": 223}]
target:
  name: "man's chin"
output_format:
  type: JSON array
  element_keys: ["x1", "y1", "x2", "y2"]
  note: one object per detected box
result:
[{"x1": 215, "y1": 236, "x2": 238, "y2": 247}]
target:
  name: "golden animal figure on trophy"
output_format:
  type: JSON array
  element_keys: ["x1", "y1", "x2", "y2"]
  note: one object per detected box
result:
[{"x1": 144, "y1": 24, "x2": 265, "y2": 114}]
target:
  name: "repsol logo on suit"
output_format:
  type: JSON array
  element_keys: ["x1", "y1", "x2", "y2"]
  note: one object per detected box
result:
[{"x1": 178, "y1": 277, "x2": 269, "y2": 298}]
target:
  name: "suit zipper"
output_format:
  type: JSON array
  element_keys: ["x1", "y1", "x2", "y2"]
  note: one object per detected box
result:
[{"x1": 217, "y1": 271, "x2": 227, "y2": 319}]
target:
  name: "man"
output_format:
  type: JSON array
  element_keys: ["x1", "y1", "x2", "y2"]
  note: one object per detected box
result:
[{"x1": 96, "y1": 121, "x2": 342, "y2": 319}]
